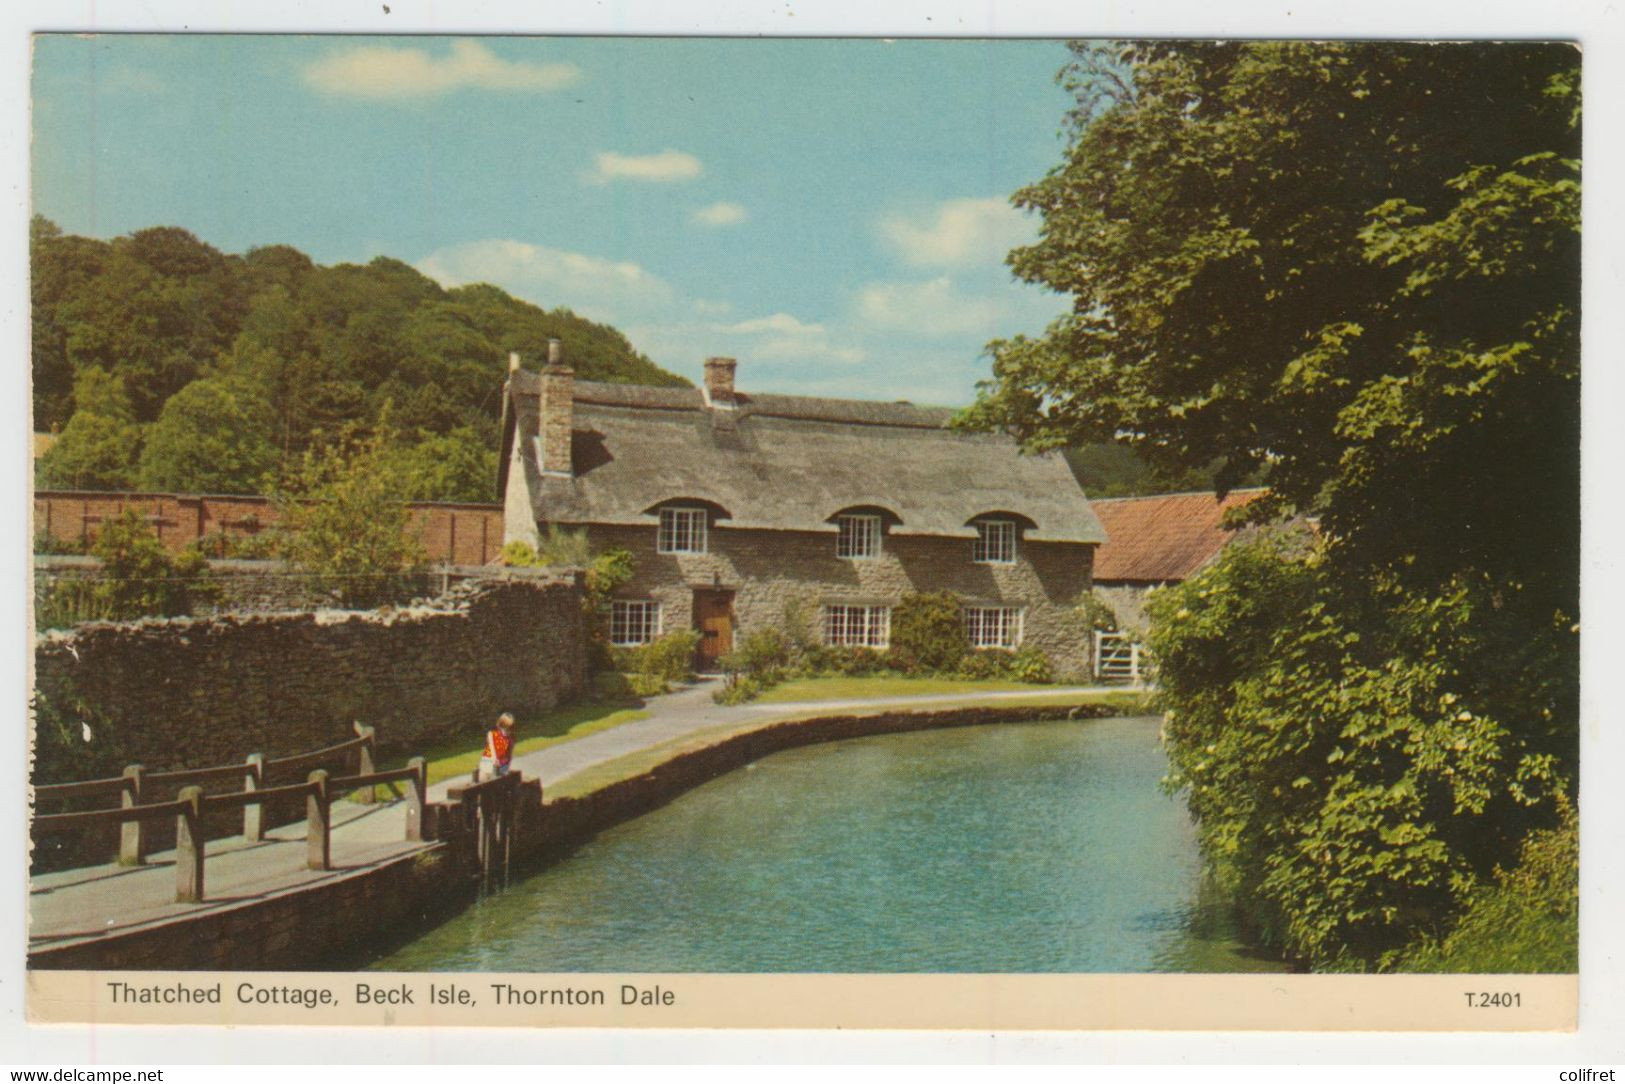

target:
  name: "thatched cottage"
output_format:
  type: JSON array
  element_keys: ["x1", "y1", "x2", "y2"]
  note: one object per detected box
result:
[{"x1": 499, "y1": 348, "x2": 1106, "y2": 675}]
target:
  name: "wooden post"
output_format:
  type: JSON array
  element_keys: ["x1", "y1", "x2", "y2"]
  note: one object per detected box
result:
[
  {"x1": 405, "y1": 757, "x2": 426, "y2": 842},
  {"x1": 1130, "y1": 642, "x2": 1141, "y2": 685},
  {"x1": 118, "y1": 765, "x2": 145, "y2": 866},
  {"x1": 354, "y1": 724, "x2": 376, "y2": 804},
  {"x1": 242, "y1": 754, "x2": 265, "y2": 841},
  {"x1": 175, "y1": 786, "x2": 205, "y2": 903},
  {"x1": 306, "y1": 770, "x2": 330, "y2": 871}
]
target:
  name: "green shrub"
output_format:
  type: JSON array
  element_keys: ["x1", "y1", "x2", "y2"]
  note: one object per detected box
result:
[
  {"x1": 956, "y1": 649, "x2": 1012, "y2": 680},
  {"x1": 889, "y1": 591, "x2": 966, "y2": 673},
  {"x1": 592, "y1": 671, "x2": 666, "y2": 701},
  {"x1": 725, "y1": 628, "x2": 792, "y2": 675},
  {"x1": 624, "y1": 629, "x2": 701, "y2": 684},
  {"x1": 501, "y1": 540, "x2": 540, "y2": 567},
  {"x1": 817, "y1": 645, "x2": 889, "y2": 676},
  {"x1": 1009, "y1": 644, "x2": 1054, "y2": 683},
  {"x1": 1150, "y1": 529, "x2": 1577, "y2": 969},
  {"x1": 713, "y1": 673, "x2": 769, "y2": 705},
  {"x1": 33, "y1": 530, "x2": 88, "y2": 556},
  {"x1": 1078, "y1": 592, "x2": 1120, "y2": 632},
  {"x1": 1397, "y1": 800, "x2": 1578, "y2": 973},
  {"x1": 952, "y1": 645, "x2": 1055, "y2": 683},
  {"x1": 37, "y1": 510, "x2": 220, "y2": 628}
]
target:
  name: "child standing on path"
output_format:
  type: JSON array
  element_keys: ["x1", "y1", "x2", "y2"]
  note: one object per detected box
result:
[{"x1": 477, "y1": 712, "x2": 516, "y2": 782}]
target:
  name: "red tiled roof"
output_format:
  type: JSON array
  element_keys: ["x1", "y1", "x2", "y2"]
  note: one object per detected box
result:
[{"x1": 1090, "y1": 489, "x2": 1267, "y2": 582}]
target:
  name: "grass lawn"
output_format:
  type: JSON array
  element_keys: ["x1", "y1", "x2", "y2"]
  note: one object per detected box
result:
[
  {"x1": 374, "y1": 699, "x2": 650, "y2": 790},
  {"x1": 753, "y1": 675, "x2": 1068, "y2": 704}
]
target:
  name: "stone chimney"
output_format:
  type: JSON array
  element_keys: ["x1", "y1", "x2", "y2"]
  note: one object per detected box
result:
[
  {"x1": 538, "y1": 339, "x2": 574, "y2": 476},
  {"x1": 704, "y1": 356, "x2": 738, "y2": 408}
]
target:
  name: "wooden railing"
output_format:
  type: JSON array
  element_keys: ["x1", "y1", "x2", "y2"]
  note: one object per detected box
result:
[
  {"x1": 34, "y1": 724, "x2": 379, "y2": 866},
  {"x1": 31, "y1": 757, "x2": 427, "y2": 904}
]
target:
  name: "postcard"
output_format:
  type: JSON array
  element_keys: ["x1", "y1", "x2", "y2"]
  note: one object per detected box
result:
[{"x1": 20, "y1": 30, "x2": 1588, "y2": 1037}]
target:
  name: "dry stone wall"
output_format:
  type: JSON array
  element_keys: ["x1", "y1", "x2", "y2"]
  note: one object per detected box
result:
[{"x1": 32, "y1": 572, "x2": 586, "y2": 772}]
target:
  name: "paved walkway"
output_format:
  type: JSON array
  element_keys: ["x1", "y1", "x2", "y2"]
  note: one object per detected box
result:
[
  {"x1": 499, "y1": 680, "x2": 1116, "y2": 791},
  {"x1": 31, "y1": 681, "x2": 1123, "y2": 948}
]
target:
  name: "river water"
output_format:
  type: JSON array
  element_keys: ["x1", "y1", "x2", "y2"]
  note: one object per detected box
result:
[{"x1": 367, "y1": 716, "x2": 1285, "y2": 973}]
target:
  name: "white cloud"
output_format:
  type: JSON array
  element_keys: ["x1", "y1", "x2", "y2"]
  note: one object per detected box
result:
[
  {"x1": 692, "y1": 299, "x2": 732, "y2": 317},
  {"x1": 692, "y1": 201, "x2": 749, "y2": 227},
  {"x1": 855, "y1": 277, "x2": 1009, "y2": 337},
  {"x1": 628, "y1": 310, "x2": 866, "y2": 377},
  {"x1": 716, "y1": 313, "x2": 823, "y2": 336},
  {"x1": 878, "y1": 197, "x2": 1036, "y2": 269},
  {"x1": 303, "y1": 40, "x2": 580, "y2": 99},
  {"x1": 416, "y1": 239, "x2": 677, "y2": 325},
  {"x1": 585, "y1": 150, "x2": 703, "y2": 185}
]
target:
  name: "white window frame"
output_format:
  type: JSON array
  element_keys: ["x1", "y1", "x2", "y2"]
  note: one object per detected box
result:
[
  {"x1": 835, "y1": 514, "x2": 883, "y2": 559},
  {"x1": 657, "y1": 507, "x2": 709, "y2": 554},
  {"x1": 965, "y1": 606, "x2": 1024, "y2": 649},
  {"x1": 610, "y1": 600, "x2": 663, "y2": 646},
  {"x1": 822, "y1": 604, "x2": 891, "y2": 648},
  {"x1": 972, "y1": 519, "x2": 1018, "y2": 564}
]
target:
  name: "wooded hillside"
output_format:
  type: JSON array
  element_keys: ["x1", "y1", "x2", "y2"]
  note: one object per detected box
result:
[{"x1": 31, "y1": 218, "x2": 687, "y2": 501}]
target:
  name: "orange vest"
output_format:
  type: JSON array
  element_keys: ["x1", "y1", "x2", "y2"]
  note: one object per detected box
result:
[{"x1": 485, "y1": 728, "x2": 513, "y2": 765}]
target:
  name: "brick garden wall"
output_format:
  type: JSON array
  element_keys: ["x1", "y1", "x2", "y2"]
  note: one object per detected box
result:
[
  {"x1": 32, "y1": 572, "x2": 588, "y2": 774},
  {"x1": 584, "y1": 524, "x2": 1097, "y2": 677},
  {"x1": 33, "y1": 491, "x2": 503, "y2": 566}
]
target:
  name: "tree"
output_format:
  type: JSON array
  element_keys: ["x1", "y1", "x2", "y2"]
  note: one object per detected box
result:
[
  {"x1": 32, "y1": 223, "x2": 690, "y2": 490},
  {"x1": 275, "y1": 422, "x2": 427, "y2": 609},
  {"x1": 967, "y1": 42, "x2": 1578, "y2": 599},
  {"x1": 388, "y1": 426, "x2": 500, "y2": 504},
  {"x1": 39, "y1": 508, "x2": 214, "y2": 626},
  {"x1": 967, "y1": 42, "x2": 1580, "y2": 970},
  {"x1": 36, "y1": 368, "x2": 143, "y2": 490},
  {"x1": 137, "y1": 377, "x2": 277, "y2": 494}
]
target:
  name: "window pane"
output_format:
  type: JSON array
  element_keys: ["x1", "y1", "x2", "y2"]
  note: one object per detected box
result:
[
  {"x1": 836, "y1": 514, "x2": 880, "y2": 558},
  {"x1": 822, "y1": 604, "x2": 890, "y2": 647},
  {"x1": 973, "y1": 520, "x2": 1016, "y2": 563},
  {"x1": 965, "y1": 606, "x2": 1022, "y2": 648},
  {"x1": 611, "y1": 600, "x2": 660, "y2": 645},
  {"x1": 659, "y1": 508, "x2": 708, "y2": 554}
]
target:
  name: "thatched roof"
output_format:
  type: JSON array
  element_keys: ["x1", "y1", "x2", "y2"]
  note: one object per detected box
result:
[
  {"x1": 501, "y1": 374, "x2": 1106, "y2": 544},
  {"x1": 1089, "y1": 489, "x2": 1267, "y2": 582}
]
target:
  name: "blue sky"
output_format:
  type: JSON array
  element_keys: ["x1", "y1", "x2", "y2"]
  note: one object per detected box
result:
[{"x1": 32, "y1": 35, "x2": 1079, "y2": 404}]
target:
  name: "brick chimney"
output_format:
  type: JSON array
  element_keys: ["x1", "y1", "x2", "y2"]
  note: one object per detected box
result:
[
  {"x1": 704, "y1": 356, "x2": 738, "y2": 408},
  {"x1": 538, "y1": 338, "x2": 574, "y2": 476}
]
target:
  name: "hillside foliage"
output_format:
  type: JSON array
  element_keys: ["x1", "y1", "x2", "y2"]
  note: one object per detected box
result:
[{"x1": 32, "y1": 218, "x2": 687, "y2": 501}]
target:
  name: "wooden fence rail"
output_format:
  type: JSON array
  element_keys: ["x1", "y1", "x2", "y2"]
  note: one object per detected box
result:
[
  {"x1": 34, "y1": 758, "x2": 427, "y2": 904},
  {"x1": 34, "y1": 723, "x2": 380, "y2": 866}
]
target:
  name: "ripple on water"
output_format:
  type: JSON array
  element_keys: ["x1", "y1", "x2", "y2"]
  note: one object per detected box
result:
[{"x1": 369, "y1": 716, "x2": 1287, "y2": 973}]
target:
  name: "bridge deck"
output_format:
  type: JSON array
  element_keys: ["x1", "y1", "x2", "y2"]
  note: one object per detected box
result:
[{"x1": 28, "y1": 798, "x2": 429, "y2": 947}]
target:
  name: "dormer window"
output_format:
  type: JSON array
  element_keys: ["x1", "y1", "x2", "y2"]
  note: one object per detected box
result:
[
  {"x1": 658, "y1": 507, "x2": 709, "y2": 554},
  {"x1": 973, "y1": 519, "x2": 1018, "y2": 564},
  {"x1": 836, "y1": 514, "x2": 882, "y2": 559}
]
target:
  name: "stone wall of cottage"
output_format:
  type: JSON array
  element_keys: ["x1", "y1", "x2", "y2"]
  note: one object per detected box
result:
[
  {"x1": 583, "y1": 523, "x2": 1097, "y2": 677},
  {"x1": 32, "y1": 572, "x2": 586, "y2": 773},
  {"x1": 1091, "y1": 583, "x2": 1162, "y2": 638}
]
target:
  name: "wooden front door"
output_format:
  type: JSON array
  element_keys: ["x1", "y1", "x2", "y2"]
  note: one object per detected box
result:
[{"x1": 693, "y1": 589, "x2": 735, "y2": 671}]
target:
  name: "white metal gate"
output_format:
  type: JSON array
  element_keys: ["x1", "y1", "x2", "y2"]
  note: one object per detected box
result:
[{"x1": 1093, "y1": 630, "x2": 1147, "y2": 684}]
